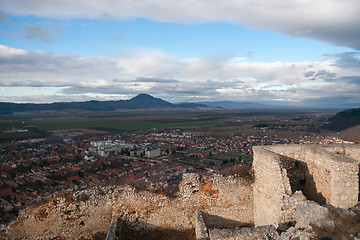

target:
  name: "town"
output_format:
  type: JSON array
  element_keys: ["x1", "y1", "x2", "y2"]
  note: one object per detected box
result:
[{"x1": 0, "y1": 122, "x2": 352, "y2": 225}]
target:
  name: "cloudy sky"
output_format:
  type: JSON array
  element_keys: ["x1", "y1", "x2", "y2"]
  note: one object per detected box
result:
[{"x1": 0, "y1": 0, "x2": 360, "y2": 107}]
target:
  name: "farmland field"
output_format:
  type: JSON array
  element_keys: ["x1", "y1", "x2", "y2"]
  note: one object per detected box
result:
[
  {"x1": 27, "y1": 117, "x2": 221, "y2": 131},
  {"x1": 0, "y1": 109, "x2": 334, "y2": 142},
  {"x1": 0, "y1": 113, "x2": 221, "y2": 131}
]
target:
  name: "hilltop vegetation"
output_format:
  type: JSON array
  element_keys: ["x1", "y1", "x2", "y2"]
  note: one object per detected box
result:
[
  {"x1": 340, "y1": 125, "x2": 360, "y2": 144},
  {"x1": 326, "y1": 108, "x2": 360, "y2": 131}
]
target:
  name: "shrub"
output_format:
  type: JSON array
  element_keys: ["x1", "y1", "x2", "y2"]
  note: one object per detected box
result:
[{"x1": 78, "y1": 193, "x2": 89, "y2": 202}]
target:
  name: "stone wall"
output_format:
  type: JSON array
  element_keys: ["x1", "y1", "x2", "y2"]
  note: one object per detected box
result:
[
  {"x1": 253, "y1": 144, "x2": 360, "y2": 227},
  {"x1": 105, "y1": 218, "x2": 118, "y2": 240},
  {"x1": 179, "y1": 173, "x2": 254, "y2": 226},
  {"x1": 321, "y1": 144, "x2": 360, "y2": 161},
  {"x1": 6, "y1": 173, "x2": 253, "y2": 239},
  {"x1": 195, "y1": 211, "x2": 209, "y2": 240},
  {"x1": 253, "y1": 146, "x2": 285, "y2": 226},
  {"x1": 302, "y1": 146, "x2": 334, "y2": 204},
  {"x1": 304, "y1": 146, "x2": 358, "y2": 208},
  {"x1": 252, "y1": 146, "x2": 306, "y2": 227}
]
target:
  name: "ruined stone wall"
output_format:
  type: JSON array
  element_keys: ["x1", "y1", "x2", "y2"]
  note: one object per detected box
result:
[
  {"x1": 302, "y1": 146, "x2": 333, "y2": 204},
  {"x1": 6, "y1": 173, "x2": 253, "y2": 239},
  {"x1": 262, "y1": 144, "x2": 305, "y2": 161},
  {"x1": 253, "y1": 144, "x2": 359, "y2": 227},
  {"x1": 342, "y1": 145, "x2": 360, "y2": 160},
  {"x1": 195, "y1": 211, "x2": 209, "y2": 240},
  {"x1": 263, "y1": 145, "x2": 359, "y2": 208},
  {"x1": 253, "y1": 146, "x2": 283, "y2": 226},
  {"x1": 279, "y1": 192, "x2": 306, "y2": 224},
  {"x1": 330, "y1": 158, "x2": 359, "y2": 208},
  {"x1": 7, "y1": 191, "x2": 114, "y2": 239},
  {"x1": 179, "y1": 173, "x2": 254, "y2": 226},
  {"x1": 321, "y1": 144, "x2": 360, "y2": 161},
  {"x1": 252, "y1": 146, "x2": 305, "y2": 227},
  {"x1": 303, "y1": 146, "x2": 358, "y2": 208}
]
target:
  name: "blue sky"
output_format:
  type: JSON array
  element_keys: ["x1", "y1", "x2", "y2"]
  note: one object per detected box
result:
[{"x1": 0, "y1": 0, "x2": 360, "y2": 107}]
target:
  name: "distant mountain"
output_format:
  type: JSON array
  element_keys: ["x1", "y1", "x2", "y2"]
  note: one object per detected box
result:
[
  {"x1": 325, "y1": 108, "x2": 360, "y2": 131},
  {"x1": 176, "y1": 102, "x2": 212, "y2": 109},
  {"x1": 124, "y1": 93, "x2": 174, "y2": 109},
  {"x1": 0, "y1": 94, "x2": 207, "y2": 115},
  {"x1": 198, "y1": 101, "x2": 267, "y2": 109}
]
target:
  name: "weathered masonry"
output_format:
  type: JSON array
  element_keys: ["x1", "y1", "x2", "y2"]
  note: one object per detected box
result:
[{"x1": 253, "y1": 144, "x2": 360, "y2": 227}]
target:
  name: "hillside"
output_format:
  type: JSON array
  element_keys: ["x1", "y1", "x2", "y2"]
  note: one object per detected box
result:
[
  {"x1": 0, "y1": 94, "x2": 207, "y2": 116},
  {"x1": 326, "y1": 108, "x2": 360, "y2": 131},
  {"x1": 339, "y1": 125, "x2": 360, "y2": 143}
]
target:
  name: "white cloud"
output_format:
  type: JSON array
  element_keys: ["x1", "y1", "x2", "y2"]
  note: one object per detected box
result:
[
  {"x1": 0, "y1": 44, "x2": 360, "y2": 105},
  {"x1": 1, "y1": 0, "x2": 360, "y2": 49},
  {"x1": 0, "y1": 44, "x2": 26, "y2": 57},
  {"x1": 116, "y1": 49, "x2": 175, "y2": 76}
]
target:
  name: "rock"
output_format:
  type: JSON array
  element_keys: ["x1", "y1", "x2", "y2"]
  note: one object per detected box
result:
[
  {"x1": 280, "y1": 227, "x2": 296, "y2": 240},
  {"x1": 295, "y1": 201, "x2": 330, "y2": 230},
  {"x1": 280, "y1": 227, "x2": 315, "y2": 240}
]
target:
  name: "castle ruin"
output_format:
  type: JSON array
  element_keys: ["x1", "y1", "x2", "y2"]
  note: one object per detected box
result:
[
  {"x1": 253, "y1": 144, "x2": 360, "y2": 227},
  {"x1": 196, "y1": 144, "x2": 360, "y2": 239},
  {"x1": 5, "y1": 144, "x2": 360, "y2": 239}
]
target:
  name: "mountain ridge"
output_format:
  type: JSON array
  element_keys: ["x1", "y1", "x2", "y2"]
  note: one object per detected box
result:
[{"x1": 0, "y1": 93, "x2": 209, "y2": 115}]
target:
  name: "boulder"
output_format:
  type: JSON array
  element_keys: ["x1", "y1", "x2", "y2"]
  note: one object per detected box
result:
[{"x1": 295, "y1": 201, "x2": 331, "y2": 230}]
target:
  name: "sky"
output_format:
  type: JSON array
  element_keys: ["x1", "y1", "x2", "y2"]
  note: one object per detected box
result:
[{"x1": 0, "y1": 0, "x2": 360, "y2": 108}]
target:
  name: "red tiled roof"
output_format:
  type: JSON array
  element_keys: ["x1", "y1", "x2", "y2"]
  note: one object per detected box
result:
[
  {"x1": 71, "y1": 167, "x2": 81, "y2": 171},
  {"x1": 0, "y1": 166, "x2": 11, "y2": 171},
  {"x1": 87, "y1": 175, "x2": 98, "y2": 181},
  {"x1": 0, "y1": 188, "x2": 13, "y2": 197},
  {"x1": 67, "y1": 175, "x2": 80, "y2": 182}
]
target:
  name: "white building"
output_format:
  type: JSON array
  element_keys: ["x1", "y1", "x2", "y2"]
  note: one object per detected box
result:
[{"x1": 145, "y1": 148, "x2": 161, "y2": 158}]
